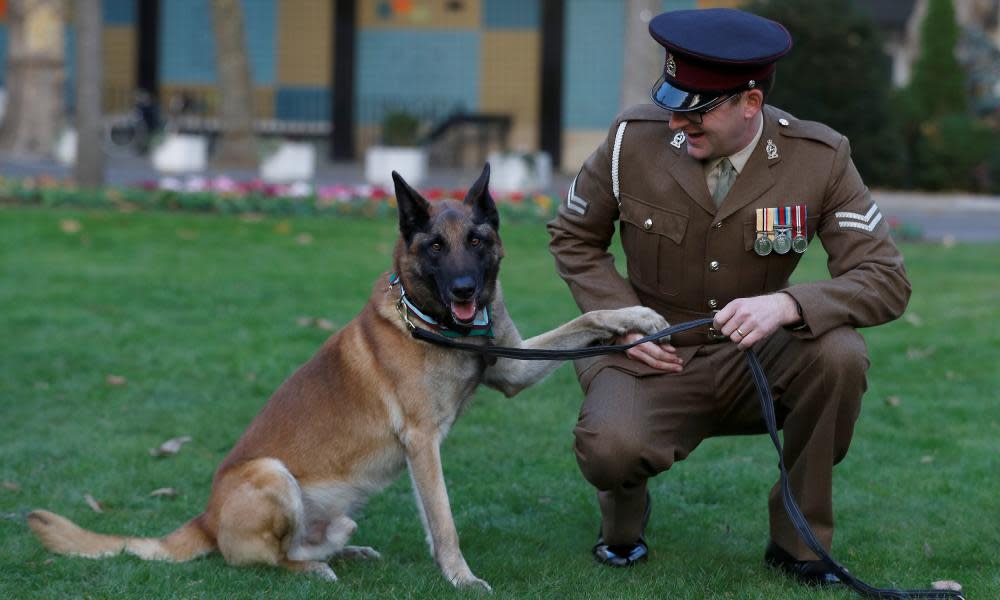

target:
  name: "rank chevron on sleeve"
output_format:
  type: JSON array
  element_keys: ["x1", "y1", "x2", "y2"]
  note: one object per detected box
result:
[
  {"x1": 835, "y1": 203, "x2": 882, "y2": 232},
  {"x1": 566, "y1": 176, "x2": 588, "y2": 215}
]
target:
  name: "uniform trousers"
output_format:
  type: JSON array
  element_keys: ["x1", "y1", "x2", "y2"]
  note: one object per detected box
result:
[{"x1": 574, "y1": 325, "x2": 868, "y2": 560}]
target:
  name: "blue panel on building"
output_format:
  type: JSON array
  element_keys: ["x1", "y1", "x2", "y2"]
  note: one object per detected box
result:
[
  {"x1": 662, "y1": 0, "x2": 697, "y2": 11},
  {"x1": 356, "y1": 30, "x2": 480, "y2": 125},
  {"x1": 483, "y1": 0, "x2": 539, "y2": 29},
  {"x1": 0, "y1": 26, "x2": 7, "y2": 87},
  {"x1": 275, "y1": 87, "x2": 331, "y2": 121},
  {"x1": 104, "y1": 0, "x2": 137, "y2": 25},
  {"x1": 243, "y1": 0, "x2": 276, "y2": 85},
  {"x1": 160, "y1": 0, "x2": 217, "y2": 83},
  {"x1": 160, "y1": 0, "x2": 275, "y2": 85},
  {"x1": 563, "y1": 0, "x2": 624, "y2": 130}
]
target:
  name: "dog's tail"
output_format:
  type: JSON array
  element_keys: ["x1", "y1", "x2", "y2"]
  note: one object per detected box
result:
[{"x1": 27, "y1": 509, "x2": 215, "y2": 562}]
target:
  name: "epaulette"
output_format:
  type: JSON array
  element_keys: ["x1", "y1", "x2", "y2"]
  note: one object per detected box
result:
[
  {"x1": 616, "y1": 103, "x2": 673, "y2": 123},
  {"x1": 770, "y1": 108, "x2": 843, "y2": 150}
]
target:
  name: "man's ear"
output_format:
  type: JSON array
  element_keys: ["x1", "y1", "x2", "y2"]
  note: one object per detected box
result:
[
  {"x1": 392, "y1": 171, "x2": 430, "y2": 243},
  {"x1": 463, "y1": 163, "x2": 499, "y2": 232},
  {"x1": 744, "y1": 89, "x2": 764, "y2": 118}
]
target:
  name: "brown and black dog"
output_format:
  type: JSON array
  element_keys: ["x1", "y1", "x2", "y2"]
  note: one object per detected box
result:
[{"x1": 27, "y1": 165, "x2": 667, "y2": 590}]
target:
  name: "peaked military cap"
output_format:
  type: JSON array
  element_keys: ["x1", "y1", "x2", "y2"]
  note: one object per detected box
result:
[{"x1": 649, "y1": 8, "x2": 792, "y2": 113}]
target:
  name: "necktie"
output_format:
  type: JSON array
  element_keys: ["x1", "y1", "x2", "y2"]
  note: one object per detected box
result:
[{"x1": 712, "y1": 158, "x2": 736, "y2": 208}]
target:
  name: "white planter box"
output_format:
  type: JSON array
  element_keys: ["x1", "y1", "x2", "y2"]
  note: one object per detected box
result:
[
  {"x1": 260, "y1": 141, "x2": 316, "y2": 182},
  {"x1": 365, "y1": 146, "x2": 428, "y2": 188},
  {"x1": 152, "y1": 133, "x2": 208, "y2": 174},
  {"x1": 487, "y1": 151, "x2": 552, "y2": 195},
  {"x1": 55, "y1": 128, "x2": 77, "y2": 166}
]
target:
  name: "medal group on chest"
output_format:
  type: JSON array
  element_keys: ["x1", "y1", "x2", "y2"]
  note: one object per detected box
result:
[{"x1": 754, "y1": 206, "x2": 808, "y2": 256}]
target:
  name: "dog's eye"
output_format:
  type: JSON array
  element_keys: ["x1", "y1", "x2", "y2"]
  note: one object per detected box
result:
[
  {"x1": 470, "y1": 237, "x2": 481, "y2": 247},
  {"x1": 430, "y1": 242, "x2": 443, "y2": 253}
]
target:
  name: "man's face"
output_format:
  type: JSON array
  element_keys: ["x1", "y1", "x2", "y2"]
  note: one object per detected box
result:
[{"x1": 668, "y1": 91, "x2": 762, "y2": 161}]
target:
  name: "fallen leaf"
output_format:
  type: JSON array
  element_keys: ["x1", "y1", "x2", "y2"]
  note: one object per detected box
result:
[
  {"x1": 920, "y1": 455, "x2": 934, "y2": 464},
  {"x1": 43, "y1": 558, "x2": 55, "y2": 565},
  {"x1": 149, "y1": 435, "x2": 192, "y2": 457},
  {"x1": 885, "y1": 396, "x2": 902, "y2": 407},
  {"x1": 903, "y1": 313, "x2": 924, "y2": 327},
  {"x1": 296, "y1": 317, "x2": 315, "y2": 327},
  {"x1": 940, "y1": 234, "x2": 956, "y2": 248},
  {"x1": 60, "y1": 219, "x2": 82, "y2": 234},
  {"x1": 2, "y1": 481, "x2": 20, "y2": 491},
  {"x1": 106, "y1": 374, "x2": 127, "y2": 386},
  {"x1": 245, "y1": 372, "x2": 257, "y2": 382},
  {"x1": 316, "y1": 319, "x2": 336, "y2": 331},
  {"x1": 295, "y1": 233, "x2": 314, "y2": 245},
  {"x1": 176, "y1": 229, "x2": 198, "y2": 240},
  {"x1": 149, "y1": 487, "x2": 178, "y2": 497},
  {"x1": 932, "y1": 580, "x2": 962, "y2": 592},
  {"x1": 84, "y1": 493, "x2": 103, "y2": 513},
  {"x1": 275, "y1": 221, "x2": 292, "y2": 234}
]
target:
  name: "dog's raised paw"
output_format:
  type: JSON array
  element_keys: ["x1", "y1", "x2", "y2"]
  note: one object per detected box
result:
[{"x1": 609, "y1": 306, "x2": 669, "y2": 337}]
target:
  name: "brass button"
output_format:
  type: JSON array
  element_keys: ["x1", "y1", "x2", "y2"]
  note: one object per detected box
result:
[
  {"x1": 709, "y1": 260, "x2": 720, "y2": 271},
  {"x1": 713, "y1": 221, "x2": 723, "y2": 229},
  {"x1": 643, "y1": 218, "x2": 653, "y2": 230},
  {"x1": 708, "y1": 298, "x2": 718, "y2": 309}
]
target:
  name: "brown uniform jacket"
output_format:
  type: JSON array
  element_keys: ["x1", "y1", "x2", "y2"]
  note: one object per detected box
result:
[{"x1": 547, "y1": 104, "x2": 911, "y2": 388}]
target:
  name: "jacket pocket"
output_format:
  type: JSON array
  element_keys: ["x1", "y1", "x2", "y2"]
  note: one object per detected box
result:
[{"x1": 619, "y1": 192, "x2": 688, "y2": 296}]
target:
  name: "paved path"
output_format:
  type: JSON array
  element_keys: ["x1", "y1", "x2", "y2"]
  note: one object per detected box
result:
[{"x1": 3, "y1": 154, "x2": 999, "y2": 242}]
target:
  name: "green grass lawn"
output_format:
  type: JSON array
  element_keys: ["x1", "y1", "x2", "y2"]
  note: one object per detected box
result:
[{"x1": 1, "y1": 207, "x2": 997, "y2": 599}]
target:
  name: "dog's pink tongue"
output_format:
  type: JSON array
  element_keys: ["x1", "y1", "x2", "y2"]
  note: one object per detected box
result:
[{"x1": 451, "y1": 300, "x2": 477, "y2": 323}]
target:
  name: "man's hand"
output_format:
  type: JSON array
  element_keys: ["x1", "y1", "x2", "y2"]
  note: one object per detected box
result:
[
  {"x1": 617, "y1": 332, "x2": 684, "y2": 372},
  {"x1": 713, "y1": 292, "x2": 802, "y2": 350}
]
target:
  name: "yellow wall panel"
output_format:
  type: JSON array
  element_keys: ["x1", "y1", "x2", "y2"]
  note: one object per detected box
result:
[
  {"x1": 480, "y1": 30, "x2": 539, "y2": 150},
  {"x1": 102, "y1": 26, "x2": 136, "y2": 112},
  {"x1": 277, "y1": 0, "x2": 332, "y2": 86},
  {"x1": 360, "y1": 0, "x2": 480, "y2": 30}
]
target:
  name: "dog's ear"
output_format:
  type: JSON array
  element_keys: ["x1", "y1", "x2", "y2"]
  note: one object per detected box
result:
[
  {"x1": 392, "y1": 171, "x2": 430, "y2": 242},
  {"x1": 463, "y1": 163, "x2": 499, "y2": 232}
]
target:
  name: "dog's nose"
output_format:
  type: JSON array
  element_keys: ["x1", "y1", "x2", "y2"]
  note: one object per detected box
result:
[{"x1": 450, "y1": 277, "x2": 476, "y2": 301}]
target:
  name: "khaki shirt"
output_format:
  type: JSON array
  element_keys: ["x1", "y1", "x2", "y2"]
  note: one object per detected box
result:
[{"x1": 547, "y1": 104, "x2": 911, "y2": 386}]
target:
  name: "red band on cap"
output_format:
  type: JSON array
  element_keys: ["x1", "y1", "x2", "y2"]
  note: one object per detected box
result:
[{"x1": 665, "y1": 54, "x2": 776, "y2": 93}]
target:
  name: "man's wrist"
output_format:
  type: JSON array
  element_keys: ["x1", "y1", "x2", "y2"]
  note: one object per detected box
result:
[{"x1": 779, "y1": 292, "x2": 806, "y2": 328}]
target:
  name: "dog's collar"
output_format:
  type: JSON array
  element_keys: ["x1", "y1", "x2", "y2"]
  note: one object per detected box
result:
[{"x1": 388, "y1": 273, "x2": 494, "y2": 338}]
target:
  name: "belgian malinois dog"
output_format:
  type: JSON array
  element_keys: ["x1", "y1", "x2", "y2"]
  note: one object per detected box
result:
[{"x1": 27, "y1": 165, "x2": 667, "y2": 590}]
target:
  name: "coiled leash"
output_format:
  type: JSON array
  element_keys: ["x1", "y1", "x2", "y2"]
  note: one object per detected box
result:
[{"x1": 411, "y1": 318, "x2": 964, "y2": 600}]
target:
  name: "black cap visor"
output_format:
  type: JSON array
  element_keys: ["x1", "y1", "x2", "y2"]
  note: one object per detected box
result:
[{"x1": 650, "y1": 75, "x2": 733, "y2": 113}]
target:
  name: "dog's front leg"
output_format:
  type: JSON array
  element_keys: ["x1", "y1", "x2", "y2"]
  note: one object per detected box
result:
[{"x1": 403, "y1": 428, "x2": 491, "y2": 592}]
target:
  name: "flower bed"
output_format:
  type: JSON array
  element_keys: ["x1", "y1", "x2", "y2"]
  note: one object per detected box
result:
[{"x1": 0, "y1": 175, "x2": 558, "y2": 222}]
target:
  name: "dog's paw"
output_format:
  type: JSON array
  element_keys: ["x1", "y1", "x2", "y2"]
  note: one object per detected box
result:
[
  {"x1": 452, "y1": 572, "x2": 492, "y2": 592},
  {"x1": 338, "y1": 545, "x2": 381, "y2": 561},
  {"x1": 605, "y1": 306, "x2": 670, "y2": 338}
]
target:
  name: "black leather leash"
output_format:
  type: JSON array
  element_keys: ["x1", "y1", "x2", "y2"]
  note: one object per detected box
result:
[{"x1": 411, "y1": 318, "x2": 964, "y2": 600}]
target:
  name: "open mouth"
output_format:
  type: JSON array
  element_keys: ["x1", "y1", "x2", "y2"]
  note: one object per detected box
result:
[{"x1": 450, "y1": 300, "x2": 478, "y2": 324}]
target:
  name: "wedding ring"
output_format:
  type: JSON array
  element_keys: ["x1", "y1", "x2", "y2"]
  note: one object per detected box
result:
[{"x1": 735, "y1": 328, "x2": 747, "y2": 337}]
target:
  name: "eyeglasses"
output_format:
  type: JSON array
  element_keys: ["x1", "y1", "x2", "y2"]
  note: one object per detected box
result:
[{"x1": 674, "y1": 92, "x2": 741, "y2": 125}]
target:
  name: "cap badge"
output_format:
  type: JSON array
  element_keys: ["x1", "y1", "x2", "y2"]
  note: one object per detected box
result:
[
  {"x1": 670, "y1": 131, "x2": 686, "y2": 149},
  {"x1": 766, "y1": 138, "x2": 779, "y2": 160},
  {"x1": 665, "y1": 53, "x2": 677, "y2": 77}
]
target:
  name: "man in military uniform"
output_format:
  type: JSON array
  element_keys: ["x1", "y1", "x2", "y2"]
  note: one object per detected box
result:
[{"x1": 547, "y1": 8, "x2": 910, "y2": 586}]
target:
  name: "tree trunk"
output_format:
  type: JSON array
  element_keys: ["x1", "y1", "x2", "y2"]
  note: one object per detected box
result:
[
  {"x1": 75, "y1": 0, "x2": 105, "y2": 186},
  {"x1": 0, "y1": 0, "x2": 66, "y2": 157},
  {"x1": 210, "y1": 0, "x2": 257, "y2": 169},
  {"x1": 620, "y1": 0, "x2": 661, "y2": 111}
]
